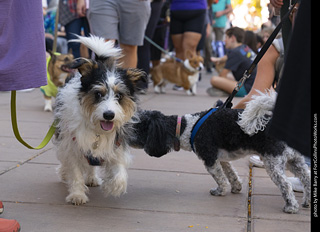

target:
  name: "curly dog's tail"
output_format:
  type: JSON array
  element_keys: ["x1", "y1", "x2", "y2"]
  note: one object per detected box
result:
[{"x1": 237, "y1": 90, "x2": 277, "y2": 136}]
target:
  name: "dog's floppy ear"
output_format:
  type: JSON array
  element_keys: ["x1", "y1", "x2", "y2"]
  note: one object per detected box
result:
[
  {"x1": 144, "y1": 112, "x2": 170, "y2": 157},
  {"x1": 126, "y1": 68, "x2": 147, "y2": 86},
  {"x1": 66, "y1": 58, "x2": 96, "y2": 77},
  {"x1": 48, "y1": 50, "x2": 57, "y2": 63}
]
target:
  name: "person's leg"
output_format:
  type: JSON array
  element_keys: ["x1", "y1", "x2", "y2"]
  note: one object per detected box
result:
[
  {"x1": 119, "y1": 43, "x2": 138, "y2": 68},
  {"x1": 171, "y1": 34, "x2": 184, "y2": 60},
  {"x1": 169, "y1": 10, "x2": 184, "y2": 60},
  {"x1": 117, "y1": 0, "x2": 150, "y2": 68},
  {"x1": 181, "y1": 9, "x2": 206, "y2": 57},
  {"x1": 137, "y1": 1, "x2": 163, "y2": 74},
  {"x1": 65, "y1": 18, "x2": 82, "y2": 58},
  {"x1": 182, "y1": 31, "x2": 202, "y2": 57},
  {"x1": 210, "y1": 75, "x2": 238, "y2": 94}
]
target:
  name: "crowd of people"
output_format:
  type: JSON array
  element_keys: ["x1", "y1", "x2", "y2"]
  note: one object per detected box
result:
[
  {"x1": 41, "y1": 0, "x2": 281, "y2": 96},
  {"x1": 0, "y1": 0, "x2": 311, "y2": 231}
]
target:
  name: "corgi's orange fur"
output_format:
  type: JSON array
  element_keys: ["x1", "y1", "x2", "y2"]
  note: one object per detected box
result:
[{"x1": 151, "y1": 50, "x2": 203, "y2": 95}]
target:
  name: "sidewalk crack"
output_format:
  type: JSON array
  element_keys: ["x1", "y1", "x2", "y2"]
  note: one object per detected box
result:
[{"x1": 247, "y1": 164, "x2": 253, "y2": 232}]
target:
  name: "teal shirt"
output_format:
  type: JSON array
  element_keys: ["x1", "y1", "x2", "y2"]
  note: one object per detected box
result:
[{"x1": 212, "y1": 0, "x2": 231, "y2": 28}]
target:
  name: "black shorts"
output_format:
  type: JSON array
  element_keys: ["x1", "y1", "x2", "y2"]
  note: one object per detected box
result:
[{"x1": 170, "y1": 9, "x2": 206, "y2": 35}]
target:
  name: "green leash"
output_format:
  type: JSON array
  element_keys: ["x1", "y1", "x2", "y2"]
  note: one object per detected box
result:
[{"x1": 10, "y1": 90, "x2": 57, "y2": 150}]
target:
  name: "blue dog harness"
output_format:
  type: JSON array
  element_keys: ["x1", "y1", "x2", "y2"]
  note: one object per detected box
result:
[{"x1": 190, "y1": 107, "x2": 218, "y2": 152}]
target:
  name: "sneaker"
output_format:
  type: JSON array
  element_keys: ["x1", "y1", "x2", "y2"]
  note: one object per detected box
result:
[
  {"x1": 249, "y1": 155, "x2": 264, "y2": 168},
  {"x1": 0, "y1": 218, "x2": 21, "y2": 232},
  {"x1": 17, "y1": 88, "x2": 34, "y2": 92},
  {"x1": 206, "y1": 87, "x2": 228, "y2": 97},
  {"x1": 287, "y1": 177, "x2": 304, "y2": 192},
  {"x1": 172, "y1": 85, "x2": 184, "y2": 91},
  {"x1": 137, "y1": 89, "x2": 147, "y2": 95},
  {"x1": 0, "y1": 201, "x2": 3, "y2": 214}
]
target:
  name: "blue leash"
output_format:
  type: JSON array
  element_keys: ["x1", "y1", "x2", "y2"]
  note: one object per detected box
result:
[
  {"x1": 144, "y1": 35, "x2": 183, "y2": 63},
  {"x1": 190, "y1": 107, "x2": 218, "y2": 152}
]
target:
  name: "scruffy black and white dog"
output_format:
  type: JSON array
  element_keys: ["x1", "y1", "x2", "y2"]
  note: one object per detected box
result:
[
  {"x1": 53, "y1": 35, "x2": 145, "y2": 205},
  {"x1": 130, "y1": 92, "x2": 311, "y2": 214}
]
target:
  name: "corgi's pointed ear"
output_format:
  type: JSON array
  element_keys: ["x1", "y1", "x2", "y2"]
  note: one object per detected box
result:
[
  {"x1": 185, "y1": 50, "x2": 194, "y2": 59},
  {"x1": 126, "y1": 68, "x2": 147, "y2": 85}
]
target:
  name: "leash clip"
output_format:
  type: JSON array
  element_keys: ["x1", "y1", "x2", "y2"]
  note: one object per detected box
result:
[{"x1": 236, "y1": 71, "x2": 251, "y2": 91}]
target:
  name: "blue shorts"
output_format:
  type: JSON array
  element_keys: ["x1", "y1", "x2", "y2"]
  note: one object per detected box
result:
[{"x1": 235, "y1": 85, "x2": 247, "y2": 97}]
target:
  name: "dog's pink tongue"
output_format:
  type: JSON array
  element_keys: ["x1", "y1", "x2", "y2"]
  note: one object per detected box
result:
[{"x1": 100, "y1": 121, "x2": 114, "y2": 131}]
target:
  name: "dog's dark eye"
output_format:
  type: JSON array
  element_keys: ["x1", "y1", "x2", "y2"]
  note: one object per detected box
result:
[
  {"x1": 95, "y1": 92, "x2": 103, "y2": 100},
  {"x1": 115, "y1": 93, "x2": 123, "y2": 101}
]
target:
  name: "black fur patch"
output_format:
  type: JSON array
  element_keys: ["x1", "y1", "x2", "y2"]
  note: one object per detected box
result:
[
  {"x1": 130, "y1": 110, "x2": 186, "y2": 157},
  {"x1": 193, "y1": 108, "x2": 285, "y2": 167}
]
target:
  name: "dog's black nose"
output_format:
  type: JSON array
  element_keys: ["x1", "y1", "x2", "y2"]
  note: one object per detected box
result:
[{"x1": 103, "y1": 111, "x2": 115, "y2": 120}]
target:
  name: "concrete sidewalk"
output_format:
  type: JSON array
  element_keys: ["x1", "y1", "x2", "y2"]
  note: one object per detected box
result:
[{"x1": 0, "y1": 71, "x2": 310, "y2": 231}]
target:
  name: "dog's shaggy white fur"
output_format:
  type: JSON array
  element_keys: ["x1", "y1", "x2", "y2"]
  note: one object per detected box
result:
[{"x1": 53, "y1": 35, "x2": 144, "y2": 205}]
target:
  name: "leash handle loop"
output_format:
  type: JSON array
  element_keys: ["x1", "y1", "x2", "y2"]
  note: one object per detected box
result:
[{"x1": 11, "y1": 90, "x2": 57, "y2": 150}]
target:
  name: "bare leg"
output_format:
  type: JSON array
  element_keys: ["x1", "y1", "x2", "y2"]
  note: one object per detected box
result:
[
  {"x1": 182, "y1": 31, "x2": 202, "y2": 56},
  {"x1": 210, "y1": 76, "x2": 238, "y2": 94},
  {"x1": 171, "y1": 34, "x2": 184, "y2": 60},
  {"x1": 119, "y1": 43, "x2": 138, "y2": 68}
]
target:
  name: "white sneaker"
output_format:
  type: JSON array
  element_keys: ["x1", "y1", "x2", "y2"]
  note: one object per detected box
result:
[
  {"x1": 249, "y1": 155, "x2": 264, "y2": 168},
  {"x1": 288, "y1": 177, "x2": 304, "y2": 192}
]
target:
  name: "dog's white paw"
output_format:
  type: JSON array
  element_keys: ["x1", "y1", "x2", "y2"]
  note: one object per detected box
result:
[
  {"x1": 66, "y1": 192, "x2": 89, "y2": 205},
  {"x1": 283, "y1": 203, "x2": 299, "y2": 214},
  {"x1": 102, "y1": 176, "x2": 127, "y2": 197},
  {"x1": 154, "y1": 86, "x2": 161, "y2": 94},
  {"x1": 210, "y1": 187, "x2": 227, "y2": 196},
  {"x1": 86, "y1": 176, "x2": 102, "y2": 187}
]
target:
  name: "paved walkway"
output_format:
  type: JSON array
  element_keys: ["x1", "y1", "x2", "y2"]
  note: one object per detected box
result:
[{"x1": 0, "y1": 71, "x2": 310, "y2": 231}]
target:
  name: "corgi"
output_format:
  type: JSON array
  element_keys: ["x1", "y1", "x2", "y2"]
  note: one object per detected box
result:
[{"x1": 151, "y1": 50, "x2": 203, "y2": 95}]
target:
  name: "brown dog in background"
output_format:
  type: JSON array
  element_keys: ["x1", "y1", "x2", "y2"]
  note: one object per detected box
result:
[{"x1": 151, "y1": 50, "x2": 203, "y2": 95}]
